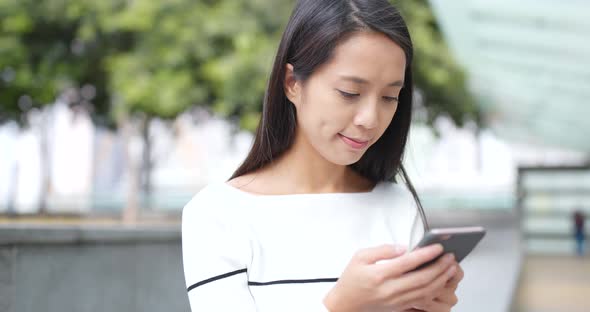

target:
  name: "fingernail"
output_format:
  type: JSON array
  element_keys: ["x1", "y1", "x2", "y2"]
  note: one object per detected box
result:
[{"x1": 444, "y1": 253, "x2": 455, "y2": 262}]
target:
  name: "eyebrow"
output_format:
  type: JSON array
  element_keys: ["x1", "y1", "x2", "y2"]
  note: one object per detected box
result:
[{"x1": 339, "y1": 75, "x2": 404, "y2": 87}]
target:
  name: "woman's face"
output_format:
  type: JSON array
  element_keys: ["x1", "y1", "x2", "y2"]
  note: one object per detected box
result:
[{"x1": 286, "y1": 31, "x2": 407, "y2": 166}]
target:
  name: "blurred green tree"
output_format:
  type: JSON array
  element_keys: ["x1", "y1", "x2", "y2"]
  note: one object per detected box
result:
[
  {"x1": 395, "y1": 0, "x2": 479, "y2": 126},
  {"x1": 0, "y1": 0, "x2": 117, "y2": 214},
  {"x1": 101, "y1": 0, "x2": 292, "y2": 216}
]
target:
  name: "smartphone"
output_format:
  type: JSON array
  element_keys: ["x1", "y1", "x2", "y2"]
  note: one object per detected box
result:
[{"x1": 411, "y1": 226, "x2": 486, "y2": 271}]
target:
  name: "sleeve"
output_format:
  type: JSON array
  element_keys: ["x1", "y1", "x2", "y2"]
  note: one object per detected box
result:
[{"x1": 181, "y1": 194, "x2": 257, "y2": 311}]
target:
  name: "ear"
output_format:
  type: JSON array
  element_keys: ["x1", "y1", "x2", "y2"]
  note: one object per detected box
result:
[{"x1": 284, "y1": 63, "x2": 301, "y2": 108}]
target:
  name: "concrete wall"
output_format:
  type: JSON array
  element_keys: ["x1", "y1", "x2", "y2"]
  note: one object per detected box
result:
[
  {"x1": 0, "y1": 211, "x2": 522, "y2": 312},
  {"x1": 0, "y1": 225, "x2": 190, "y2": 312}
]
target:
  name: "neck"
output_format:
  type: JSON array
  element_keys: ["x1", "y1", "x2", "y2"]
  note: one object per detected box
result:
[{"x1": 262, "y1": 128, "x2": 372, "y2": 194}]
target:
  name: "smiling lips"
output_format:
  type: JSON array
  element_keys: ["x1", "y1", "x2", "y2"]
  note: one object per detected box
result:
[{"x1": 338, "y1": 133, "x2": 370, "y2": 149}]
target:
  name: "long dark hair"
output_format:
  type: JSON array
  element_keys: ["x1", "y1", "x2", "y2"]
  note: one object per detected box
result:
[{"x1": 230, "y1": 0, "x2": 429, "y2": 231}]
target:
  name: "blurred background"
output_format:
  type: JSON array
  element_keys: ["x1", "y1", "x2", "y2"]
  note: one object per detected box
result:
[{"x1": 0, "y1": 0, "x2": 588, "y2": 311}]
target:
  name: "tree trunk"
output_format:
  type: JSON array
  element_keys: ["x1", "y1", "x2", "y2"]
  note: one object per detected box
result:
[
  {"x1": 38, "y1": 106, "x2": 51, "y2": 215},
  {"x1": 121, "y1": 118, "x2": 140, "y2": 223},
  {"x1": 475, "y1": 126, "x2": 482, "y2": 173},
  {"x1": 140, "y1": 116, "x2": 153, "y2": 211},
  {"x1": 6, "y1": 162, "x2": 18, "y2": 214},
  {"x1": 475, "y1": 112, "x2": 484, "y2": 173},
  {"x1": 121, "y1": 115, "x2": 158, "y2": 223}
]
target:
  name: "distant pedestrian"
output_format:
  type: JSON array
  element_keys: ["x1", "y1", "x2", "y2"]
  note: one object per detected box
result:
[{"x1": 573, "y1": 210, "x2": 585, "y2": 256}]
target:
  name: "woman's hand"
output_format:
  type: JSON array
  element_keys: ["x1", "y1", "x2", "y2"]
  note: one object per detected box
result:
[
  {"x1": 405, "y1": 264, "x2": 464, "y2": 312},
  {"x1": 323, "y1": 243, "x2": 457, "y2": 312}
]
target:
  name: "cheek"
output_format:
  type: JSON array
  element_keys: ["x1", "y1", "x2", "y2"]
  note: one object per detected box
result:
[
  {"x1": 318, "y1": 110, "x2": 354, "y2": 140},
  {"x1": 300, "y1": 96, "x2": 351, "y2": 137},
  {"x1": 302, "y1": 113, "x2": 342, "y2": 142},
  {"x1": 320, "y1": 98, "x2": 354, "y2": 132}
]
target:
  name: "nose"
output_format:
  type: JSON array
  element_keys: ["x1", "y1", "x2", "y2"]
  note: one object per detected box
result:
[{"x1": 352, "y1": 99, "x2": 379, "y2": 130}]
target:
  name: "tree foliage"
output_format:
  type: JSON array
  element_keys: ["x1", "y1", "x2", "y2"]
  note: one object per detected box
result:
[{"x1": 0, "y1": 0, "x2": 477, "y2": 130}]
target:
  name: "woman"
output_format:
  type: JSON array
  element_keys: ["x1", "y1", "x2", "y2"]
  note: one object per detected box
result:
[{"x1": 182, "y1": 0, "x2": 463, "y2": 311}]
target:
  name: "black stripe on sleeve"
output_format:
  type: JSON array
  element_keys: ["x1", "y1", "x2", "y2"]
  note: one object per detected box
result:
[
  {"x1": 248, "y1": 277, "x2": 338, "y2": 286},
  {"x1": 187, "y1": 268, "x2": 247, "y2": 292}
]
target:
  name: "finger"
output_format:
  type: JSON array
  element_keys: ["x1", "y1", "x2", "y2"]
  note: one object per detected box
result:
[
  {"x1": 445, "y1": 264, "x2": 464, "y2": 289},
  {"x1": 385, "y1": 261, "x2": 456, "y2": 307},
  {"x1": 434, "y1": 288, "x2": 459, "y2": 306},
  {"x1": 448, "y1": 264, "x2": 464, "y2": 284},
  {"x1": 412, "y1": 299, "x2": 453, "y2": 312},
  {"x1": 354, "y1": 244, "x2": 407, "y2": 265},
  {"x1": 379, "y1": 244, "x2": 444, "y2": 276},
  {"x1": 375, "y1": 246, "x2": 408, "y2": 264},
  {"x1": 388, "y1": 253, "x2": 456, "y2": 293},
  {"x1": 445, "y1": 280, "x2": 458, "y2": 293}
]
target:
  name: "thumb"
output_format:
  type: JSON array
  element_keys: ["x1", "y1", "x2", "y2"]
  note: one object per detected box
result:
[{"x1": 356, "y1": 244, "x2": 407, "y2": 265}]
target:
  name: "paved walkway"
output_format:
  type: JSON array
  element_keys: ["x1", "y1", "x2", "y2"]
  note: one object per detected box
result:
[{"x1": 513, "y1": 255, "x2": 590, "y2": 312}]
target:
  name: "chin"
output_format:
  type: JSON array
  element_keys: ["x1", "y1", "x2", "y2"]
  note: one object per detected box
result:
[{"x1": 326, "y1": 153, "x2": 365, "y2": 166}]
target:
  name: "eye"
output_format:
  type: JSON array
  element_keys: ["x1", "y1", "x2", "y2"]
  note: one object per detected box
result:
[
  {"x1": 383, "y1": 96, "x2": 399, "y2": 103},
  {"x1": 337, "y1": 90, "x2": 360, "y2": 99}
]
